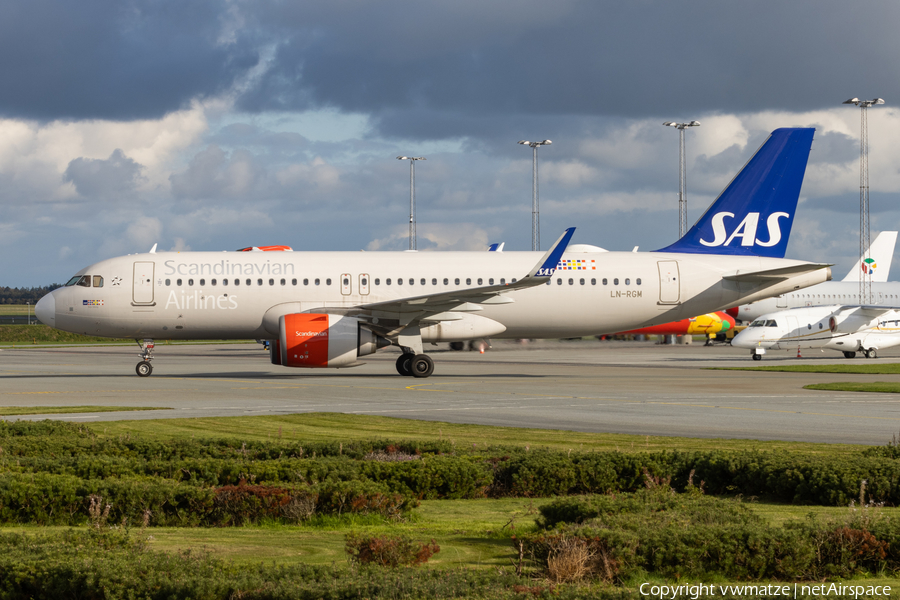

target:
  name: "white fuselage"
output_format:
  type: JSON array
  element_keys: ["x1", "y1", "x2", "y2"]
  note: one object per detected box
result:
[
  {"x1": 737, "y1": 281, "x2": 900, "y2": 322},
  {"x1": 39, "y1": 248, "x2": 830, "y2": 341},
  {"x1": 733, "y1": 305, "x2": 900, "y2": 355}
]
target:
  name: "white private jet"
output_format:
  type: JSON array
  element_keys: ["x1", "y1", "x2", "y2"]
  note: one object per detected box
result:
[
  {"x1": 36, "y1": 128, "x2": 831, "y2": 378},
  {"x1": 733, "y1": 230, "x2": 898, "y2": 322},
  {"x1": 733, "y1": 304, "x2": 900, "y2": 360}
]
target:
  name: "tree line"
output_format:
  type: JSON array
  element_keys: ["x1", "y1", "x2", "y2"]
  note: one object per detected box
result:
[{"x1": 0, "y1": 285, "x2": 62, "y2": 304}]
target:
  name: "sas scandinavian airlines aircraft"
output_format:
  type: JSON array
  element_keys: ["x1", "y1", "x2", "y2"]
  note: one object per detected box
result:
[{"x1": 35, "y1": 128, "x2": 831, "y2": 378}]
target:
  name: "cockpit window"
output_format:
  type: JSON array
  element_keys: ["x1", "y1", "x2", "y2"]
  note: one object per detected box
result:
[
  {"x1": 766, "y1": 320, "x2": 778, "y2": 327},
  {"x1": 749, "y1": 320, "x2": 765, "y2": 328},
  {"x1": 92, "y1": 276, "x2": 103, "y2": 288},
  {"x1": 65, "y1": 276, "x2": 81, "y2": 286},
  {"x1": 76, "y1": 275, "x2": 91, "y2": 287}
]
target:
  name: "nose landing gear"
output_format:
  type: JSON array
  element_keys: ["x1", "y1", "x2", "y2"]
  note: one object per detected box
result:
[{"x1": 136, "y1": 339, "x2": 155, "y2": 377}]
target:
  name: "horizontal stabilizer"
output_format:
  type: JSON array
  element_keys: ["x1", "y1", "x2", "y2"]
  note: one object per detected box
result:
[{"x1": 723, "y1": 263, "x2": 832, "y2": 283}]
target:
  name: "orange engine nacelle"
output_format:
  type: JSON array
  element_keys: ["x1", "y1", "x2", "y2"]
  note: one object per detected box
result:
[{"x1": 275, "y1": 314, "x2": 389, "y2": 368}]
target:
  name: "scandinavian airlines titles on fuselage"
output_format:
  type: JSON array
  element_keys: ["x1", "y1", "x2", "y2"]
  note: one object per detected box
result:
[{"x1": 163, "y1": 259, "x2": 296, "y2": 276}]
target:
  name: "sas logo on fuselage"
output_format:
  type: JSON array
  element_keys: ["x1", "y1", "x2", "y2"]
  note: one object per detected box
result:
[
  {"x1": 699, "y1": 211, "x2": 790, "y2": 248},
  {"x1": 536, "y1": 268, "x2": 556, "y2": 276}
]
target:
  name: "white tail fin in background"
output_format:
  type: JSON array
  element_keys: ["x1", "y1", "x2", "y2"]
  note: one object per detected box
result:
[{"x1": 842, "y1": 231, "x2": 898, "y2": 283}]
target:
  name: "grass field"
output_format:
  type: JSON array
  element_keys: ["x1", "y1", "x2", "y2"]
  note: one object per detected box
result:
[
  {"x1": 0, "y1": 406, "x2": 167, "y2": 416},
  {"x1": 83, "y1": 411, "x2": 876, "y2": 455},
  {"x1": 0, "y1": 305, "x2": 36, "y2": 316},
  {"x1": 713, "y1": 363, "x2": 900, "y2": 374},
  {"x1": 4, "y1": 413, "x2": 900, "y2": 596},
  {"x1": 805, "y1": 382, "x2": 900, "y2": 393}
]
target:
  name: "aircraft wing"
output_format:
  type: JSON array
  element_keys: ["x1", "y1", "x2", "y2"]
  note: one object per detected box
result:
[
  {"x1": 723, "y1": 263, "x2": 832, "y2": 283},
  {"x1": 835, "y1": 305, "x2": 900, "y2": 318},
  {"x1": 356, "y1": 228, "x2": 575, "y2": 318}
]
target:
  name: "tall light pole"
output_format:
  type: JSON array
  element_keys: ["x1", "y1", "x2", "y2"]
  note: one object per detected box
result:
[
  {"x1": 518, "y1": 140, "x2": 552, "y2": 251},
  {"x1": 843, "y1": 97, "x2": 885, "y2": 304},
  {"x1": 397, "y1": 156, "x2": 425, "y2": 250},
  {"x1": 663, "y1": 121, "x2": 700, "y2": 238}
]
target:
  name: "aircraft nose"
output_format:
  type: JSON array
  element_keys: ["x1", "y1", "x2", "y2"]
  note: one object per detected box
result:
[{"x1": 35, "y1": 293, "x2": 56, "y2": 325}]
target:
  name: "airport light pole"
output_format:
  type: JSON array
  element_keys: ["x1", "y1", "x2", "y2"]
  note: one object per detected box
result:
[
  {"x1": 843, "y1": 97, "x2": 885, "y2": 304},
  {"x1": 397, "y1": 156, "x2": 425, "y2": 250},
  {"x1": 663, "y1": 121, "x2": 700, "y2": 238},
  {"x1": 518, "y1": 140, "x2": 552, "y2": 251},
  {"x1": 26, "y1": 301, "x2": 30, "y2": 325}
]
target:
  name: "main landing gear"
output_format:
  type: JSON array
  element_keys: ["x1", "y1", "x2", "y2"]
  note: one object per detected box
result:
[
  {"x1": 395, "y1": 353, "x2": 435, "y2": 378},
  {"x1": 135, "y1": 338, "x2": 155, "y2": 377},
  {"x1": 864, "y1": 348, "x2": 878, "y2": 359}
]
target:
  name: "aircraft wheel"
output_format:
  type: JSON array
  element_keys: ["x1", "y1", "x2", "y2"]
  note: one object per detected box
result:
[
  {"x1": 411, "y1": 354, "x2": 435, "y2": 378},
  {"x1": 751, "y1": 353, "x2": 762, "y2": 361},
  {"x1": 867, "y1": 349, "x2": 878, "y2": 359},
  {"x1": 396, "y1": 354, "x2": 413, "y2": 376},
  {"x1": 136, "y1": 361, "x2": 153, "y2": 377},
  {"x1": 843, "y1": 351, "x2": 857, "y2": 359}
]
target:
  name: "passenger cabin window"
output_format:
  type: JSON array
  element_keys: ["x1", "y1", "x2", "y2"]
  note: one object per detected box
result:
[
  {"x1": 165, "y1": 279, "x2": 170, "y2": 286},
  {"x1": 246, "y1": 279, "x2": 251, "y2": 286},
  {"x1": 326, "y1": 278, "x2": 332, "y2": 286},
  {"x1": 177, "y1": 279, "x2": 182, "y2": 286},
  {"x1": 602, "y1": 278, "x2": 608, "y2": 285},
  {"x1": 211, "y1": 279, "x2": 217, "y2": 286},
  {"x1": 637, "y1": 278, "x2": 642, "y2": 285},
  {"x1": 315, "y1": 278, "x2": 320, "y2": 286},
  {"x1": 223, "y1": 279, "x2": 228, "y2": 286},
  {"x1": 269, "y1": 279, "x2": 274, "y2": 286},
  {"x1": 455, "y1": 278, "x2": 460, "y2": 285},
  {"x1": 303, "y1": 278, "x2": 309, "y2": 285},
  {"x1": 200, "y1": 279, "x2": 206, "y2": 286},
  {"x1": 233, "y1": 279, "x2": 239, "y2": 286},
  {"x1": 421, "y1": 278, "x2": 426, "y2": 285},
  {"x1": 443, "y1": 278, "x2": 448, "y2": 285},
  {"x1": 188, "y1": 279, "x2": 194, "y2": 286},
  {"x1": 257, "y1": 279, "x2": 263, "y2": 286},
  {"x1": 613, "y1": 278, "x2": 619, "y2": 285},
  {"x1": 478, "y1": 278, "x2": 483, "y2": 285},
  {"x1": 466, "y1": 278, "x2": 471, "y2": 285},
  {"x1": 375, "y1": 278, "x2": 380, "y2": 285}
]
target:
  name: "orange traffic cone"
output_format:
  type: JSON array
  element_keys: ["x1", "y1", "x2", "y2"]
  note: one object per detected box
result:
[{"x1": 796, "y1": 347, "x2": 802, "y2": 358}]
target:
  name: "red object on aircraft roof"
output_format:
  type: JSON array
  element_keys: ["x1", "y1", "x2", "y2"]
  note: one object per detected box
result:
[
  {"x1": 724, "y1": 306, "x2": 740, "y2": 320},
  {"x1": 236, "y1": 245, "x2": 294, "y2": 252}
]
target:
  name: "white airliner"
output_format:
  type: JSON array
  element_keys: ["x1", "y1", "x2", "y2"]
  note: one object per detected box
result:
[
  {"x1": 36, "y1": 128, "x2": 831, "y2": 378},
  {"x1": 734, "y1": 231, "x2": 898, "y2": 322},
  {"x1": 733, "y1": 304, "x2": 900, "y2": 360}
]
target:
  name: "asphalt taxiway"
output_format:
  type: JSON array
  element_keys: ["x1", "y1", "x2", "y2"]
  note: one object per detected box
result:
[{"x1": 2, "y1": 339, "x2": 900, "y2": 445}]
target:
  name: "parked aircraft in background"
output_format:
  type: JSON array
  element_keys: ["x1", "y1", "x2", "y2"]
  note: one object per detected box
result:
[
  {"x1": 36, "y1": 128, "x2": 830, "y2": 378},
  {"x1": 733, "y1": 231, "x2": 898, "y2": 322},
  {"x1": 619, "y1": 311, "x2": 735, "y2": 337},
  {"x1": 732, "y1": 304, "x2": 900, "y2": 360}
]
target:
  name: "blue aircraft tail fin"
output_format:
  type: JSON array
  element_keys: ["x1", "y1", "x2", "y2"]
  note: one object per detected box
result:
[{"x1": 655, "y1": 127, "x2": 814, "y2": 258}]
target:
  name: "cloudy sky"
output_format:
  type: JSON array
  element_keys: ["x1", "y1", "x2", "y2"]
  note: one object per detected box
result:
[{"x1": 3, "y1": 0, "x2": 900, "y2": 286}]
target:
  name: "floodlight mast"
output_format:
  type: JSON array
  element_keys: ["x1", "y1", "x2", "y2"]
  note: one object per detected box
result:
[
  {"x1": 843, "y1": 98, "x2": 885, "y2": 304},
  {"x1": 663, "y1": 121, "x2": 700, "y2": 238},
  {"x1": 397, "y1": 156, "x2": 426, "y2": 250},
  {"x1": 517, "y1": 140, "x2": 552, "y2": 251}
]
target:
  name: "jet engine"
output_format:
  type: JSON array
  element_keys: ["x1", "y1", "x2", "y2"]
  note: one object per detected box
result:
[
  {"x1": 829, "y1": 311, "x2": 876, "y2": 335},
  {"x1": 271, "y1": 314, "x2": 390, "y2": 368}
]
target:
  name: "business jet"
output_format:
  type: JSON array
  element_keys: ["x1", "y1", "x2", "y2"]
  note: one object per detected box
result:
[
  {"x1": 733, "y1": 230, "x2": 898, "y2": 322},
  {"x1": 732, "y1": 304, "x2": 900, "y2": 360},
  {"x1": 36, "y1": 128, "x2": 831, "y2": 378}
]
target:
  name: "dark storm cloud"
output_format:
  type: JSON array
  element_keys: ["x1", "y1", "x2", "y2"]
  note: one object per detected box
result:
[
  {"x1": 237, "y1": 0, "x2": 900, "y2": 140},
  {"x1": 0, "y1": 0, "x2": 258, "y2": 120},
  {"x1": 64, "y1": 149, "x2": 145, "y2": 198}
]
